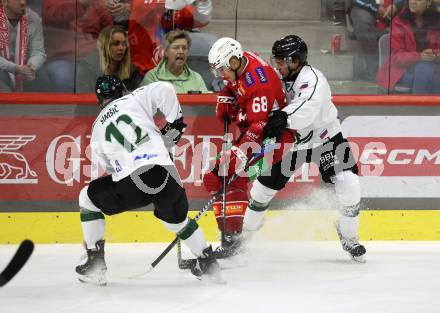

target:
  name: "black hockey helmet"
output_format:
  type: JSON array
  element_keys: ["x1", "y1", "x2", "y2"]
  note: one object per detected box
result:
[
  {"x1": 95, "y1": 75, "x2": 124, "y2": 106},
  {"x1": 272, "y1": 35, "x2": 308, "y2": 65}
]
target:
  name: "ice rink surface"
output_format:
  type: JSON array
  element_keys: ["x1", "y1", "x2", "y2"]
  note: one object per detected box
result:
[{"x1": 1, "y1": 240, "x2": 440, "y2": 313}]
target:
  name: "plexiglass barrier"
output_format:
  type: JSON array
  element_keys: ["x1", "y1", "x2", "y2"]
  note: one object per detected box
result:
[{"x1": 0, "y1": 0, "x2": 438, "y2": 95}]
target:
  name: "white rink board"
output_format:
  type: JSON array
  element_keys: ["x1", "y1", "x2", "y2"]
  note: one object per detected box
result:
[{"x1": 1, "y1": 240, "x2": 440, "y2": 313}]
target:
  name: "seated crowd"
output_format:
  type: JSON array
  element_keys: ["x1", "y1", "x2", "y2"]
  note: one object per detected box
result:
[
  {"x1": 0, "y1": 0, "x2": 213, "y2": 93},
  {"x1": 346, "y1": 0, "x2": 439, "y2": 93},
  {"x1": 0, "y1": 0, "x2": 439, "y2": 94}
]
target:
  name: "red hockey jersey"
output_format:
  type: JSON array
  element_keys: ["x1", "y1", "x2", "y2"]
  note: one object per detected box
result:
[
  {"x1": 129, "y1": 0, "x2": 209, "y2": 75},
  {"x1": 219, "y1": 51, "x2": 287, "y2": 146}
]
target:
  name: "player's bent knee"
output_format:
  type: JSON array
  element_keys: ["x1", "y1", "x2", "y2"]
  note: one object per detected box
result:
[
  {"x1": 250, "y1": 180, "x2": 277, "y2": 207},
  {"x1": 340, "y1": 203, "x2": 360, "y2": 217},
  {"x1": 79, "y1": 186, "x2": 101, "y2": 213},
  {"x1": 154, "y1": 187, "x2": 189, "y2": 224},
  {"x1": 334, "y1": 171, "x2": 361, "y2": 216},
  {"x1": 162, "y1": 217, "x2": 188, "y2": 233}
]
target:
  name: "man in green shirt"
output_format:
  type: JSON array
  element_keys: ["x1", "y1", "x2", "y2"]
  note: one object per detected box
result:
[{"x1": 141, "y1": 29, "x2": 208, "y2": 93}]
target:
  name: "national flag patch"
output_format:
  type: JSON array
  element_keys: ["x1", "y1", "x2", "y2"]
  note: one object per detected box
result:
[
  {"x1": 299, "y1": 82, "x2": 309, "y2": 89},
  {"x1": 254, "y1": 67, "x2": 268, "y2": 83},
  {"x1": 244, "y1": 72, "x2": 255, "y2": 87}
]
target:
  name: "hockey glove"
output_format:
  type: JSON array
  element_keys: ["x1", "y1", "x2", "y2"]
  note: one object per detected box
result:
[
  {"x1": 216, "y1": 96, "x2": 237, "y2": 123},
  {"x1": 202, "y1": 145, "x2": 248, "y2": 192},
  {"x1": 263, "y1": 110, "x2": 288, "y2": 141},
  {"x1": 161, "y1": 117, "x2": 187, "y2": 146},
  {"x1": 202, "y1": 167, "x2": 249, "y2": 193}
]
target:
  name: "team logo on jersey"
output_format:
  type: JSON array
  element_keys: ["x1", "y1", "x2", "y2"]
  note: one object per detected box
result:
[
  {"x1": 114, "y1": 160, "x2": 122, "y2": 173},
  {"x1": 134, "y1": 153, "x2": 158, "y2": 161},
  {"x1": 244, "y1": 72, "x2": 255, "y2": 87},
  {"x1": 152, "y1": 45, "x2": 164, "y2": 66},
  {"x1": 319, "y1": 129, "x2": 329, "y2": 140},
  {"x1": 0, "y1": 135, "x2": 38, "y2": 184},
  {"x1": 254, "y1": 67, "x2": 267, "y2": 84},
  {"x1": 238, "y1": 110, "x2": 247, "y2": 123}
]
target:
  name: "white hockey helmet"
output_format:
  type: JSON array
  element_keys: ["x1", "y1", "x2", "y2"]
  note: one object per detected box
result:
[
  {"x1": 208, "y1": 37, "x2": 243, "y2": 74},
  {"x1": 165, "y1": 0, "x2": 195, "y2": 10}
]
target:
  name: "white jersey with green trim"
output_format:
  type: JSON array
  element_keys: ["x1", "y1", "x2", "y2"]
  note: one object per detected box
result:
[
  {"x1": 281, "y1": 65, "x2": 341, "y2": 150},
  {"x1": 90, "y1": 82, "x2": 182, "y2": 181}
]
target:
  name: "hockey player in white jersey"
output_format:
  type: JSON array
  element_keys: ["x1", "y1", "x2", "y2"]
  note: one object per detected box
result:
[
  {"x1": 75, "y1": 75, "x2": 220, "y2": 285},
  {"x1": 242, "y1": 35, "x2": 366, "y2": 262}
]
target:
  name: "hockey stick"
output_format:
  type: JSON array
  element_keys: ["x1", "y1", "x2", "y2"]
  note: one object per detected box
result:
[
  {"x1": 177, "y1": 118, "x2": 229, "y2": 269},
  {"x1": 177, "y1": 118, "x2": 230, "y2": 268},
  {"x1": 0, "y1": 240, "x2": 34, "y2": 287},
  {"x1": 133, "y1": 140, "x2": 276, "y2": 278},
  {"x1": 220, "y1": 117, "x2": 229, "y2": 247}
]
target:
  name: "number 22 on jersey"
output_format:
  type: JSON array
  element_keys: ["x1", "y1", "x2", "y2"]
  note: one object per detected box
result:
[{"x1": 105, "y1": 114, "x2": 150, "y2": 152}]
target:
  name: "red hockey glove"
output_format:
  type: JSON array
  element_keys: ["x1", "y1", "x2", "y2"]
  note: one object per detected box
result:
[
  {"x1": 216, "y1": 96, "x2": 237, "y2": 123},
  {"x1": 202, "y1": 166, "x2": 250, "y2": 193},
  {"x1": 214, "y1": 145, "x2": 248, "y2": 179},
  {"x1": 202, "y1": 145, "x2": 248, "y2": 192},
  {"x1": 203, "y1": 170, "x2": 221, "y2": 193}
]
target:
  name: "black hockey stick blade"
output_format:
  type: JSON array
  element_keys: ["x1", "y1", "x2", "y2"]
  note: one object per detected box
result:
[{"x1": 0, "y1": 240, "x2": 34, "y2": 287}]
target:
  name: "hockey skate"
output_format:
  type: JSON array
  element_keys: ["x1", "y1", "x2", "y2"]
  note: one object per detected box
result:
[
  {"x1": 190, "y1": 246, "x2": 222, "y2": 282},
  {"x1": 213, "y1": 233, "x2": 243, "y2": 259},
  {"x1": 335, "y1": 222, "x2": 366, "y2": 263},
  {"x1": 76, "y1": 240, "x2": 107, "y2": 286},
  {"x1": 178, "y1": 235, "x2": 245, "y2": 271}
]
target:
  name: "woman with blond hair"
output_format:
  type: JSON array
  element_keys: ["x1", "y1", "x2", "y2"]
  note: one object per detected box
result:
[{"x1": 76, "y1": 25, "x2": 140, "y2": 93}]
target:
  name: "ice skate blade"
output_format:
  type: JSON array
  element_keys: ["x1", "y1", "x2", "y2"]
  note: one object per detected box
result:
[
  {"x1": 179, "y1": 257, "x2": 247, "y2": 271},
  {"x1": 77, "y1": 273, "x2": 107, "y2": 286},
  {"x1": 178, "y1": 258, "x2": 197, "y2": 270}
]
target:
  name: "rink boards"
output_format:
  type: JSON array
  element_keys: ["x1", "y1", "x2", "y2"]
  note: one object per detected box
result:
[
  {"x1": 0, "y1": 96, "x2": 439, "y2": 243},
  {"x1": 2, "y1": 209, "x2": 440, "y2": 244}
]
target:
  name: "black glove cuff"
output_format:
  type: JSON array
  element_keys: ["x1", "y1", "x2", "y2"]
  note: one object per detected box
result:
[{"x1": 161, "y1": 117, "x2": 187, "y2": 144}]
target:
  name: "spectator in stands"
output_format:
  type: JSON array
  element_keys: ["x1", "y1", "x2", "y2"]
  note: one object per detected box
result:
[
  {"x1": 377, "y1": 0, "x2": 440, "y2": 93},
  {"x1": 76, "y1": 25, "x2": 140, "y2": 93},
  {"x1": 141, "y1": 29, "x2": 207, "y2": 93},
  {"x1": 434, "y1": 0, "x2": 440, "y2": 14},
  {"x1": 105, "y1": 0, "x2": 131, "y2": 30},
  {"x1": 41, "y1": 0, "x2": 112, "y2": 92},
  {"x1": 347, "y1": 0, "x2": 404, "y2": 80},
  {"x1": 128, "y1": 0, "x2": 212, "y2": 77},
  {"x1": 0, "y1": 0, "x2": 46, "y2": 92}
]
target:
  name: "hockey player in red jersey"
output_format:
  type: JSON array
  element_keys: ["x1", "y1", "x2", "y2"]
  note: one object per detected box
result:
[{"x1": 203, "y1": 37, "x2": 295, "y2": 258}]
